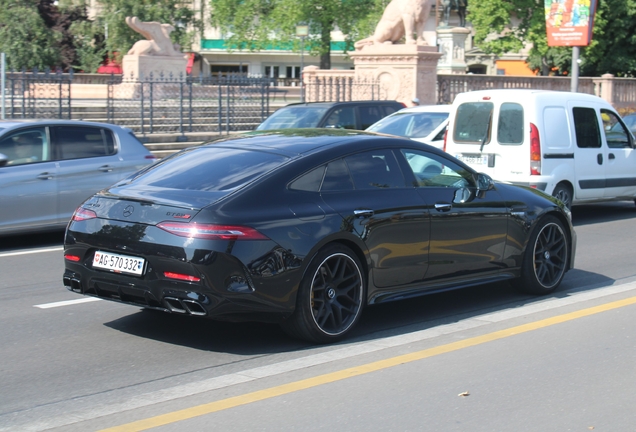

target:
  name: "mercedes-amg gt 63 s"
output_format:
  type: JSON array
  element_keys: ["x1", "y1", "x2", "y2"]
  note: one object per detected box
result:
[{"x1": 63, "y1": 129, "x2": 576, "y2": 343}]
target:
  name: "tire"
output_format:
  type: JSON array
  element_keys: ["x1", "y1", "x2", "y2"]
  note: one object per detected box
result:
[
  {"x1": 518, "y1": 215, "x2": 569, "y2": 295},
  {"x1": 552, "y1": 183, "x2": 573, "y2": 210},
  {"x1": 281, "y1": 244, "x2": 365, "y2": 343}
]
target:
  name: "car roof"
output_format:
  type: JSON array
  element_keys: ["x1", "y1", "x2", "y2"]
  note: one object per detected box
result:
[
  {"x1": 282, "y1": 100, "x2": 403, "y2": 109},
  {"x1": 199, "y1": 129, "x2": 426, "y2": 157},
  {"x1": 393, "y1": 105, "x2": 452, "y2": 114},
  {"x1": 0, "y1": 119, "x2": 126, "y2": 131},
  {"x1": 452, "y1": 89, "x2": 607, "y2": 105}
]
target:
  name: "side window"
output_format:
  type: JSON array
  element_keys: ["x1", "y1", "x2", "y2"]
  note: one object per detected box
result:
[
  {"x1": 573, "y1": 107, "x2": 601, "y2": 148},
  {"x1": 359, "y1": 106, "x2": 386, "y2": 129},
  {"x1": 324, "y1": 107, "x2": 356, "y2": 129},
  {"x1": 602, "y1": 109, "x2": 632, "y2": 149},
  {"x1": 344, "y1": 149, "x2": 404, "y2": 189},
  {"x1": 321, "y1": 159, "x2": 354, "y2": 191},
  {"x1": 54, "y1": 126, "x2": 117, "y2": 160},
  {"x1": 453, "y1": 102, "x2": 493, "y2": 143},
  {"x1": 383, "y1": 105, "x2": 400, "y2": 117},
  {"x1": 0, "y1": 127, "x2": 50, "y2": 166},
  {"x1": 289, "y1": 166, "x2": 325, "y2": 192},
  {"x1": 401, "y1": 149, "x2": 472, "y2": 188},
  {"x1": 497, "y1": 103, "x2": 523, "y2": 145}
]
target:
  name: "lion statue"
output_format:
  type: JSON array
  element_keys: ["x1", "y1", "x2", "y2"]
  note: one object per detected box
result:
[
  {"x1": 125, "y1": 16, "x2": 184, "y2": 57},
  {"x1": 354, "y1": 0, "x2": 434, "y2": 50}
]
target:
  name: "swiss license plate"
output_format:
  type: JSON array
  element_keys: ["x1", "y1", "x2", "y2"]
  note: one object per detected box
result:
[
  {"x1": 456, "y1": 154, "x2": 488, "y2": 166},
  {"x1": 93, "y1": 251, "x2": 145, "y2": 276}
]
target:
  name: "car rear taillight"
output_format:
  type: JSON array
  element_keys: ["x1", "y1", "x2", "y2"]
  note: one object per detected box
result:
[
  {"x1": 443, "y1": 129, "x2": 448, "y2": 153},
  {"x1": 157, "y1": 222, "x2": 269, "y2": 240},
  {"x1": 530, "y1": 123, "x2": 541, "y2": 175},
  {"x1": 64, "y1": 254, "x2": 81, "y2": 262},
  {"x1": 72, "y1": 208, "x2": 97, "y2": 221},
  {"x1": 164, "y1": 272, "x2": 201, "y2": 282}
]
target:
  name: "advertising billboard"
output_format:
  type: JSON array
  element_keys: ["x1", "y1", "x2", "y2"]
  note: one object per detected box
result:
[{"x1": 545, "y1": 0, "x2": 598, "y2": 46}]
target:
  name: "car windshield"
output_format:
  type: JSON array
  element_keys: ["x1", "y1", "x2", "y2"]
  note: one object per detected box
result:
[
  {"x1": 367, "y1": 112, "x2": 449, "y2": 138},
  {"x1": 257, "y1": 106, "x2": 328, "y2": 130}
]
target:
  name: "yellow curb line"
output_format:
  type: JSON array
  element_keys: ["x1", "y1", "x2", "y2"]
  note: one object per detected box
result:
[{"x1": 101, "y1": 295, "x2": 636, "y2": 431}]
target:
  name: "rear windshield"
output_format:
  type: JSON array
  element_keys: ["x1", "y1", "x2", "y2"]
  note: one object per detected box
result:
[
  {"x1": 453, "y1": 102, "x2": 493, "y2": 143},
  {"x1": 257, "y1": 106, "x2": 328, "y2": 130},
  {"x1": 131, "y1": 147, "x2": 288, "y2": 191},
  {"x1": 367, "y1": 111, "x2": 449, "y2": 138},
  {"x1": 497, "y1": 103, "x2": 524, "y2": 145}
]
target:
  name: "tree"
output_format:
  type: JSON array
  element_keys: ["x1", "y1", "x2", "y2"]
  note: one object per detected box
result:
[
  {"x1": 468, "y1": 0, "x2": 636, "y2": 77},
  {"x1": 580, "y1": 0, "x2": 636, "y2": 77},
  {"x1": 0, "y1": 0, "x2": 61, "y2": 70},
  {"x1": 97, "y1": 0, "x2": 200, "y2": 62},
  {"x1": 209, "y1": 0, "x2": 382, "y2": 70}
]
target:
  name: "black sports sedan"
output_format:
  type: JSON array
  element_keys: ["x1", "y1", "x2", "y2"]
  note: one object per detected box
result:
[{"x1": 63, "y1": 130, "x2": 576, "y2": 343}]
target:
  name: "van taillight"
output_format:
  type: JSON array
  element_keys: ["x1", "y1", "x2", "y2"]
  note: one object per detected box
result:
[
  {"x1": 443, "y1": 129, "x2": 448, "y2": 153},
  {"x1": 530, "y1": 123, "x2": 541, "y2": 175}
]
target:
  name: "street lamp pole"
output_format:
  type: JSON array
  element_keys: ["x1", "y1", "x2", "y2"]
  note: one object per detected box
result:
[{"x1": 296, "y1": 25, "x2": 309, "y2": 103}]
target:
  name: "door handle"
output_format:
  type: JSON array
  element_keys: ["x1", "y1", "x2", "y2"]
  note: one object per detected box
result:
[
  {"x1": 434, "y1": 203, "x2": 452, "y2": 212},
  {"x1": 37, "y1": 172, "x2": 54, "y2": 180},
  {"x1": 597, "y1": 153, "x2": 603, "y2": 165},
  {"x1": 353, "y1": 209, "x2": 374, "y2": 219},
  {"x1": 609, "y1": 153, "x2": 615, "y2": 160},
  {"x1": 99, "y1": 165, "x2": 114, "y2": 172}
]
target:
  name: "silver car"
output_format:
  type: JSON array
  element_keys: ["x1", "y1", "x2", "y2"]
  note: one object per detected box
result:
[
  {"x1": 366, "y1": 105, "x2": 451, "y2": 149},
  {"x1": 0, "y1": 120, "x2": 157, "y2": 235}
]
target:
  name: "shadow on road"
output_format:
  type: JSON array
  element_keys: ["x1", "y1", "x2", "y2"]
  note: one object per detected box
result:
[
  {"x1": 102, "y1": 268, "x2": 615, "y2": 355},
  {"x1": 572, "y1": 201, "x2": 636, "y2": 226}
]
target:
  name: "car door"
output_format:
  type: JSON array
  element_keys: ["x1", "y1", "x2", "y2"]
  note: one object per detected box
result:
[
  {"x1": 0, "y1": 127, "x2": 58, "y2": 233},
  {"x1": 599, "y1": 108, "x2": 636, "y2": 198},
  {"x1": 51, "y1": 125, "x2": 124, "y2": 224},
  {"x1": 319, "y1": 149, "x2": 430, "y2": 292},
  {"x1": 398, "y1": 148, "x2": 509, "y2": 281},
  {"x1": 571, "y1": 105, "x2": 607, "y2": 199}
]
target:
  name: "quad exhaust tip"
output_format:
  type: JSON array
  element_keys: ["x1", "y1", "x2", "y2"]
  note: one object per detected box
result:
[
  {"x1": 163, "y1": 297, "x2": 207, "y2": 316},
  {"x1": 63, "y1": 276, "x2": 83, "y2": 293}
]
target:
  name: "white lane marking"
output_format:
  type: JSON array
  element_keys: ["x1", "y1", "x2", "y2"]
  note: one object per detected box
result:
[
  {"x1": 6, "y1": 279, "x2": 636, "y2": 432},
  {"x1": 0, "y1": 246, "x2": 64, "y2": 258},
  {"x1": 34, "y1": 298, "x2": 101, "y2": 309}
]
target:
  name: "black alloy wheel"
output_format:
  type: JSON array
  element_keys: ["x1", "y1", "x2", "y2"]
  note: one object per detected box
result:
[
  {"x1": 518, "y1": 215, "x2": 568, "y2": 294},
  {"x1": 281, "y1": 244, "x2": 364, "y2": 343},
  {"x1": 552, "y1": 183, "x2": 573, "y2": 210}
]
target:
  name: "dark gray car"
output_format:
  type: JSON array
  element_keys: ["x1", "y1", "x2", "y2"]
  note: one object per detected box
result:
[
  {"x1": 256, "y1": 100, "x2": 405, "y2": 131},
  {"x1": 0, "y1": 120, "x2": 157, "y2": 235}
]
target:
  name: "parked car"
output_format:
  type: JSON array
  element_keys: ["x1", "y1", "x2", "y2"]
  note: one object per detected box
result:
[
  {"x1": 256, "y1": 100, "x2": 405, "y2": 131},
  {"x1": 64, "y1": 129, "x2": 575, "y2": 343},
  {"x1": 620, "y1": 113, "x2": 636, "y2": 134},
  {"x1": 366, "y1": 104, "x2": 451, "y2": 149},
  {"x1": 0, "y1": 120, "x2": 157, "y2": 235},
  {"x1": 444, "y1": 89, "x2": 636, "y2": 209}
]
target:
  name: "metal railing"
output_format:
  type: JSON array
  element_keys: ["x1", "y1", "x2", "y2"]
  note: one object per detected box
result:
[
  {"x1": 4, "y1": 69, "x2": 72, "y2": 119},
  {"x1": 2, "y1": 70, "x2": 273, "y2": 134},
  {"x1": 106, "y1": 73, "x2": 272, "y2": 134}
]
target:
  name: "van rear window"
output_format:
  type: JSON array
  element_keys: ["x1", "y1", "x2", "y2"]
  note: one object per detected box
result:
[
  {"x1": 453, "y1": 102, "x2": 493, "y2": 143},
  {"x1": 497, "y1": 103, "x2": 524, "y2": 145}
]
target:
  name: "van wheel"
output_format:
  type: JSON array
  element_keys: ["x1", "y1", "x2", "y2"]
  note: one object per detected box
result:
[
  {"x1": 518, "y1": 216, "x2": 568, "y2": 295},
  {"x1": 552, "y1": 184, "x2": 572, "y2": 209},
  {"x1": 280, "y1": 244, "x2": 365, "y2": 344}
]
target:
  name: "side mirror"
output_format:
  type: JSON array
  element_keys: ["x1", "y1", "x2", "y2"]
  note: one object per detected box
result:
[
  {"x1": 476, "y1": 173, "x2": 494, "y2": 191},
  {"x1": 0, "y1": 153, "x2": 8, "y2": 168}
]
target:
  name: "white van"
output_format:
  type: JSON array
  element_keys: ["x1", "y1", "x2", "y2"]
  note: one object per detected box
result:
[{"x1": 444, "y1": 89, "x2": 636, "y2": 208}]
